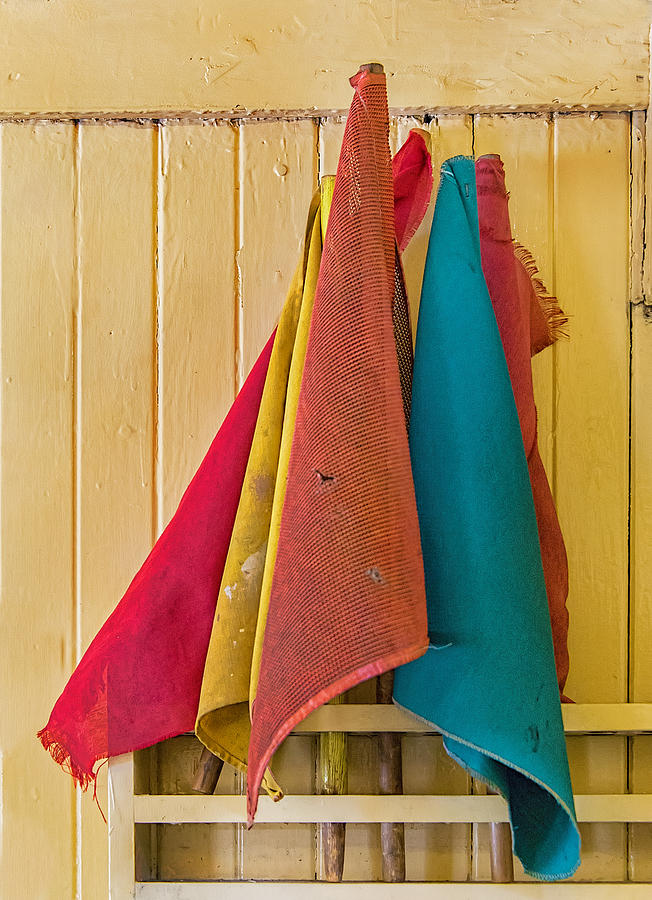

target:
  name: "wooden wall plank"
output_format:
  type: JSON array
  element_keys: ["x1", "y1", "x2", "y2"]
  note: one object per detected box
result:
[
  {"x1": 629, "y1": 303, "x2": 652, "y2": 880},
  {"x1": 318, "y1": 117, "x2": 346, "y2": 179},
  {"x1": 77, "y1": 120, "x2": 157, "y2": 900},
  {"x1": 238, "y1": 119, "x2": 318, "y2": 380},
  {"x1": 154, "y1": 119, "x2": 239, "y2": 878},
  {"x1": 158, "y1": 121, "x2": 238, "y2": 525},
  {"x1": 0, "y1": 121, "x2": 76, "y2": 900},
  {"x1": 554, "y1": 112, "x2": 631, "y2": 882},
  {"x1": 0, "y1": 0, "x2": 648, "y2": 116},
  {"x1": 412, "y1": 116, "x2": 474, "y2": 330}
]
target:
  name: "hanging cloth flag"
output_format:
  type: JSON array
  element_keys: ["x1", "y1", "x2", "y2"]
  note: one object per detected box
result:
[
  {"x1": 393, "y1": 155, "x2": 580, "y2": 880},
  {"x1": 37, "y1": 328, "x2": 276, "y2": 790},
  {"x1": 246, "y1": 65, "x2": 429, "y2": 823},
  {"x1": 475, "y1": 154, "x2": 571, "y2": 695},
  {"x1": 197, "y1": 126, "x2": 433, "y2": 796}
]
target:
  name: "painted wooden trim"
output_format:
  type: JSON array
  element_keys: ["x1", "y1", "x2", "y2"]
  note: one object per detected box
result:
[
  {"x1": 109, "y1": 754, "x2": 136, "y2": 899},
  {"x1": 0, "y1": 1, "x2": 648, "y2": 117},
  {"x1": 133, "y1": 793, "x2": 652, "y2": 825},
  {"x1": 292, "y1": 703, "x2": 652, "y2": 735},
  {"x1": 134, "y1": 885, "x2": 652, "y2": 898}
]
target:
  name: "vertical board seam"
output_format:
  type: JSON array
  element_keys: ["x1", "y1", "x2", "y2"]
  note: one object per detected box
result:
[
  {"x1": 154, "y1": 124, "x2": 164, "y2": 541},
  {"x1": 626, "y1": 110, "x2": 634, "y2": 879},
  {"x1": 235, "y1": 122, "x2": 244, "y2": 394},
  {"x1": 72, "y1": 119, "x2": 83, "y2": 900},
  {"x1": 550, "y1": 112, "x2": 558, "y2": 501}
]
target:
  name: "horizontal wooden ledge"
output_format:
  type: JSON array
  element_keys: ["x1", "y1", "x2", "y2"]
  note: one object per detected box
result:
[
  {"x1": 134, "y1": 793, "x2": 652, "y2": 825},
  {"x1": 0, "y1": 104, "x2": 647, "y2": 124},
  {"x1": 173, "y1": 704, "x2": 652, "y2": 740},
  {"x1": 293, "y1": 703, "x2": 652, "y2": 735},
  {"x1": 135, "y1": 882, "x2": 652, "y2": 898}
]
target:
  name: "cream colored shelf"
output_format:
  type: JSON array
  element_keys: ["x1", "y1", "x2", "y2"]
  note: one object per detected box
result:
[{"x1": 109, "y1": 703, "x2": 652, "y2": 898}]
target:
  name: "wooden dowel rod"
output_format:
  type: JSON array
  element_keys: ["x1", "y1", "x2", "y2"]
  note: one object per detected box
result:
[
  {"x1": 488, "y1": 791, "x2": 514, "y2": 882},
  {"x1": 193, "y1": 747, "x2": 225, "y2": 794},
  {"x1": 317, "y1": 695, "x2": 348, "y2": 882},
  {"x1": 377, "y1": 670, "x2": 405, "y2": 882}
]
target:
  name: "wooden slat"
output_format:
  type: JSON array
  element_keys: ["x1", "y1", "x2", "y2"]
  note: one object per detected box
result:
[
  {"x1": 318, "y1": 118, "x2": 346, "y2": 180},
  {"x1": 401, "y1": 735, "x2": 471, "y2": 883},
  {"x1": 0, "y1": 121, "x2": 76, "y2": 900},
  {"x1": 554, "y1": 112, "x2": 631, "y2": 882},
  {"x1": 135, "y1": 885, "x2": 652, "y2": 899},
  {"x1": 0, "y1": 1, "x2": 648, "y2": 116},
  {"x1": 405, "y1": 115, "x2": 474, "y2": 331},
  {"x1": 77, "y1": 120, "x2": 157, "y2": 900},
  {"x1": 134, "y1": 793, "x2": 652, "y2": 825},
  {"x1": 154, "y1": 120, "x2": 240, "y2": 882},
  {"x1": 293, "y1": 703, "x2": 652, "y2": 735},
  {"x1": 109, "y1": 754, "x2": 136, "y2": 899},
  {"x1": 630, "y1": 111, "x2": 646, "y2": 306},
  {"x1": 238, "y1": 119, "x2": 317, "y2": 380},
  {"x1": 158, "y1": 121, "x2": 238, "y2": 526},
  {"x1": 629, "y1": 301, "x2": 652, "y2": 880}
]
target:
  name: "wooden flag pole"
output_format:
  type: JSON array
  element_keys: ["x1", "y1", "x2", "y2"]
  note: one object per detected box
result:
[
  {"x1": 377, "y1": 670, "x2": 406, "y2": 882},
  {"x1": 193, "y1": 747, "x2": 225, "y2": 794},
  {"x1": 317, "y1": 695, "x2": 348, "y2": 881}
]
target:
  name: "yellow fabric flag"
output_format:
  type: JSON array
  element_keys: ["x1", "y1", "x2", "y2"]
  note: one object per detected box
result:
[
  {"x1": 249, "y1": 177, "x2": 335, "y2": 711},
  {"x1": 195, "y1": 187, "x2": 325, "y2": 796}
]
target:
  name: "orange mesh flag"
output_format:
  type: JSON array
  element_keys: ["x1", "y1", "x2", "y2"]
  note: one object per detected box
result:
[{"x1": 246, "y1": 66, "x2": 429, "y2": 822}]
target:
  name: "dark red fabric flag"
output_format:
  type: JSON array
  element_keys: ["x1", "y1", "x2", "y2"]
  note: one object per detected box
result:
[{"x1": 476, "y1": 155, "x2": 571, "y2": 694}]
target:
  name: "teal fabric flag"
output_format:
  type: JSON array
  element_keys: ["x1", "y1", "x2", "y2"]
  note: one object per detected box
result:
[{"x1": 393, "y1": 155, "x2": 581, "y2": 880}]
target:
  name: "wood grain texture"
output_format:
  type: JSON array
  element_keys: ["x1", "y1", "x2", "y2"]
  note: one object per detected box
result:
[
  {"x1": 0, "y1": 121, "x2": 76, "y2": 900},
  {"x1": 77, "y1": 120, "x2": 157, "y2": 900},
  {"x1": 0, "y1": 0, "x2": 648, "y2": 116},
  {"x1": 554, "y1": 113, "x2": 630, "y2": 882},
  {"x1": 153, "y1": 736, "x2": 238, "y2": 881}
]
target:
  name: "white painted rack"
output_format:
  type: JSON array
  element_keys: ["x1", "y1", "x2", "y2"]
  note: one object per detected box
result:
[{"x1": 108, "y1": 703, "x2": 652, "y2": 898}]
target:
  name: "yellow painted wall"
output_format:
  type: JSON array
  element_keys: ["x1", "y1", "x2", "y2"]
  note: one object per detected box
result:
[{"x1": 1, "y1": 110, "x2": 649, "y2": 897}]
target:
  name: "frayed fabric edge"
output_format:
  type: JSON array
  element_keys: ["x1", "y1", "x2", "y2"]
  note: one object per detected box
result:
[
  {"x1": 38, "y1": 726, "x2": 108, "y2": 822},
  {"x1": 37, "y1": 726, "x2": 95, "y2": 792},
  {"x1": 513, "y1": 240, "x2": 569, "y2": 346}
]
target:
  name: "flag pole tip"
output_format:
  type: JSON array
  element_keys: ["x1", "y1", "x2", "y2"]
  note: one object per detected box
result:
[{"x1": 357, "y1": 62, "x2": 384, "y2": 75}]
